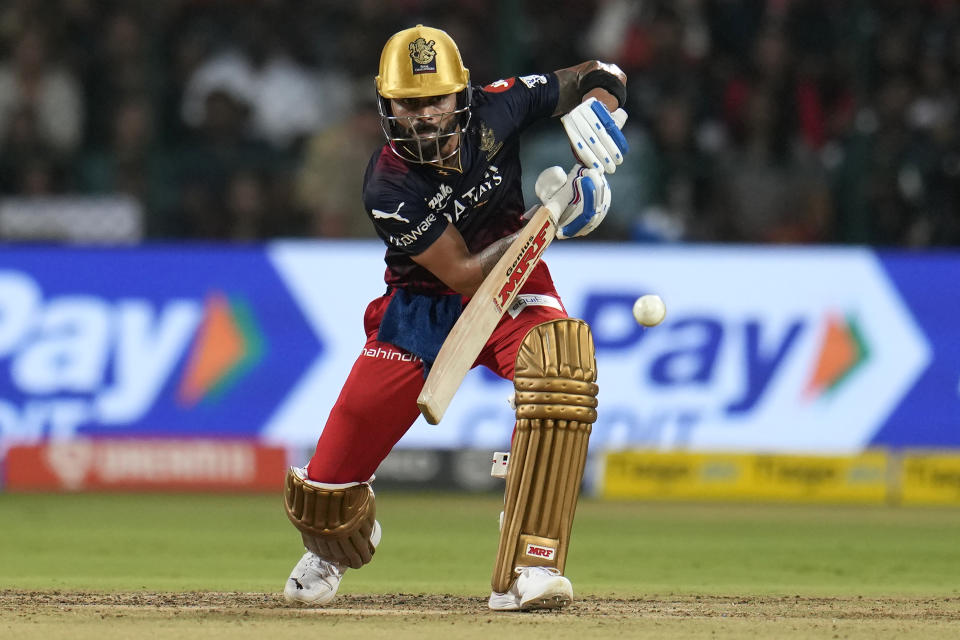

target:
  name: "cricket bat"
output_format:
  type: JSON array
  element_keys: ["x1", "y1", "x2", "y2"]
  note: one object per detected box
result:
[{"x1": 417, "y1": 206, "x2": 557, "y2": 424}]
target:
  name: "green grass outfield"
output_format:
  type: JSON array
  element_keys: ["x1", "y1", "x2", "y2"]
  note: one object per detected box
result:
[
  {"x1": 1, "y1": 492, "x2": 959, "y2": 638},
  {"x1": 2, "y1": 492, "x2": 959, "y2": 595}
]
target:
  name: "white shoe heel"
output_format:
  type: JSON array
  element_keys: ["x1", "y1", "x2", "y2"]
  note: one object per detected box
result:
[{"x1": 488, "y1": 566, "x2": 573, "y2": 611}]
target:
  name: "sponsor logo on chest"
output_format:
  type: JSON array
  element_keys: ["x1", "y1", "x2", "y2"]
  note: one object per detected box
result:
[
  {"x1": 427, "y1": 165, "x2": 504, "y2": 223},
  {"x1": 427, "y1": 183, "x2": 453, "y2": 211},
  {"x1": 388, "y1": 212, "x2": 438, "y2": 247}
]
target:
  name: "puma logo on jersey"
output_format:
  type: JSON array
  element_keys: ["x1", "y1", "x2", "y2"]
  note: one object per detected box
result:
[{"x1": 371, "y1": 202, "x2": 410, "y2": 223}]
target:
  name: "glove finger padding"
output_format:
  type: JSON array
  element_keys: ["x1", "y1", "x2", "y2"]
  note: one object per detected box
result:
[
  {"x1": 536, "y1": 164, "x2": 611, "y2": 239},
  {"x1": 534, "y1": 165, "x2": 568, "y2": 203},
  {"x1": 561, "y1": 98, "x2": 629, "y2": 174},
  {"x1": 535, "y1": 165, "x2": 573, "y2": 224}
]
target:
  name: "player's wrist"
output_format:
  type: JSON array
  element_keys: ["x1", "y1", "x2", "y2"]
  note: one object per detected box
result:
[
  {"x1": 581, "y1": 88, "x2": 619, "y2": 114},
  {"x1": 578, "y1": 67, "x2": 626, "y2": 109}
]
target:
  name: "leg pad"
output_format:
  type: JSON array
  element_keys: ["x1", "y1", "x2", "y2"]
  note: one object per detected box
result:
[
  {"x1": 283, "y1": 467, "x2": 377, "y2": 569},
  {"x1": 491, "y1": 319, "x2": 597, "y2": 593}
]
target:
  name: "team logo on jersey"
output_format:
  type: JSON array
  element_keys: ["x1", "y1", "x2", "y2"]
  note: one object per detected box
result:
[
  {"x1": 409, "y1": 38, "x2": 437, "y2": 74},
  {"x1": 479, "y1": 122, "x2": 503, "y2": 160},
  {"x1": 483, "y1": 78, "x2": 515, "y2": 93}
]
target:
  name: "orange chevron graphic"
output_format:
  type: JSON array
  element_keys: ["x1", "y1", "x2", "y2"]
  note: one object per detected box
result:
[
  {"x1": 805, "y1": 313, "x2": 869, "y2": 398},
  {"x1": 178, "y1": 293, "x2": 257, "y2": 407}
]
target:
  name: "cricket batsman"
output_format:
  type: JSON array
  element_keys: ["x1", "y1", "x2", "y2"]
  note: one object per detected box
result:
[{"x1": 282, "y1": 24, "x2": 628, "y2": 611}]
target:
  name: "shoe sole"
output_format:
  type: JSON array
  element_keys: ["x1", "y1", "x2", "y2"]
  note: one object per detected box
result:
[
  {"x1": 519, "y1": 593, "x2": 571, "y2": 610},
  {"x1": 518, "y1": 578, "x2": 573, "y2": 611},
  {"x1": 283, "y1": 591, "x2": 338, "y2": 606},
  {"x1": 283, "y1": 586, "x2": 338, "y2": 606}
]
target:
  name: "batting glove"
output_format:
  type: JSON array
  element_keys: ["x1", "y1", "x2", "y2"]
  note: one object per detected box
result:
[
  {"x1": 535, "y1": 164, "x2": 611, "y2": 239},
  {"x1": 561, "y1": 98, "x2": 629, "y2": 174}
]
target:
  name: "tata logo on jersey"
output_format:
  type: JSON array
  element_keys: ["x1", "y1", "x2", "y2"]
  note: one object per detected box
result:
[
  {"x1": 443, "y1": 165, "x2": 504, "y2": 223},
  {"x1": 0, "y1": 271, "x2": 264, "y2": 440}
]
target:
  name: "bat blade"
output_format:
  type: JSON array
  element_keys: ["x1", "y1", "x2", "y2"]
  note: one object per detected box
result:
[{"x1": 417, "y1": 206, "x2": 557, "y2": 424}]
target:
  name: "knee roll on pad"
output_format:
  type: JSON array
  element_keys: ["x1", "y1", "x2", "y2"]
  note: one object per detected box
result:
[
  {"x1": 283, "y1": 467, "x2": 377, "y2": 569},
  {"x1": 491, "y1": 318, "x2": 597, "y2": 593}
]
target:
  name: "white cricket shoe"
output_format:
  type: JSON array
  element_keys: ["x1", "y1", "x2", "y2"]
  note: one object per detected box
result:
[
  {"x1": 284, "y1": 551, "x2": 345, "y2": 605},
  {"x1": 283, "y1": 520, "x2": 382, "y2": 606},
  {"x1": 488, "y1": 567, "x2": 573, "y2": 611}
]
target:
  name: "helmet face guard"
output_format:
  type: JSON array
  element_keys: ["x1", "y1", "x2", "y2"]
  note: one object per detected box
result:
[
  {"x1": 375, "y1": 25, "x2": 471, "y2": 164},
  {"x1": 376, "y1": 87, "x2": 472, "y2": 164}
]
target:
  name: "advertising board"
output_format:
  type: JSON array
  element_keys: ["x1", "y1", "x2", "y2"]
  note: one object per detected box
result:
[{"x1": 0, "y1": 243, "x2": 957, "y2": 465}]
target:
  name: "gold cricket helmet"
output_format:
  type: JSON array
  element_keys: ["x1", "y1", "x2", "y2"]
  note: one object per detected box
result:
[
  {"x1": 376, "y1": 24, "x2": 470, "y2": 98},
  {"x1": 375, "y1": 25, "x2": 472, "y2": 164}
]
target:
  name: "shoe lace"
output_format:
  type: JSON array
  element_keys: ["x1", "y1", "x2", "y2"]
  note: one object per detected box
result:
[{"x1": 305, "y1": 553, "x2": 344, "y2": 580}]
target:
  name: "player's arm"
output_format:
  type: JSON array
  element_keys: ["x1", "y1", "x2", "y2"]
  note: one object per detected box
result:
[
  {"x1": 553, "y1": 61, "x2": 627, "y2": 115},
  {"x1": 413, "y1": 162, "x2": 615, "y2": 297},
  {"x1": 409, "y1": 62, "x2": 629, "y2": 296},
  {"x1": 411, "y1": 224, "x2": 526, "y2": 298}
]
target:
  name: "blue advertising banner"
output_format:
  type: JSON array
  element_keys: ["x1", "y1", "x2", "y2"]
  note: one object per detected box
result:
[
  {"x1": 0, "y1": 246, "x2": 320, "y2": 445},
  {"x1": 869, "y1": 252, "x2": 960, "y2": 448},
  {"x1": 1, "y1": 243, "x2": 958, "y2": 459}
]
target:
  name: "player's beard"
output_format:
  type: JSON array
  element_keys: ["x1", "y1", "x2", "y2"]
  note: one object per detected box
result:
[{"x1": 398, "y1": 114, "x2": 459, "y2": 163}]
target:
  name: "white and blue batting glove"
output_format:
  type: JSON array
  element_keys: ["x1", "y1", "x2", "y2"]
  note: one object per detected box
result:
[
  {"x1": 535, "y1": 164, "x2": 611, "y2": 239},
  {"x1": 561, "y1": 97, "x2": 628, "y2": 174}
]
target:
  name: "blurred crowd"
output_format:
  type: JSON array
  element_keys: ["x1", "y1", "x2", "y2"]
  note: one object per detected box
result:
[{"x1": 0, "y1": 0, "x2": 958, "y2": 245}]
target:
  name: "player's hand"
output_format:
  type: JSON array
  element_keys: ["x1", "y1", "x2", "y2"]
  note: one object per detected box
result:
[
  {"x1": 561, "y1": 97, "x2": 628, "y2": 174},
  {"x1": 535, "y1": 164, "x2": 611, "y2": 239}
]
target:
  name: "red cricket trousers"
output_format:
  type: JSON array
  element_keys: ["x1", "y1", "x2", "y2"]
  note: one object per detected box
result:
[{"x1": 307, "y1": 261, "x2": 567, "y2": 483}]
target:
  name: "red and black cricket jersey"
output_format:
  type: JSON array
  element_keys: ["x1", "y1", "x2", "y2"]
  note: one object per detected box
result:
[{"x1": 362, "y1": 72, "x2": 559, "y2": 294}]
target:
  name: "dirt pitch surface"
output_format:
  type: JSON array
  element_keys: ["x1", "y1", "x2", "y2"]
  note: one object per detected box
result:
[{"x1": 3, "y1": 590, "x2": 960, "y2": 639}]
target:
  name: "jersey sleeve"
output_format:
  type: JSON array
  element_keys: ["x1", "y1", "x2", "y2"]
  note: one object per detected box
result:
[
  {"x1": 363, "y1": 178, "x2": 448, "y2": 256},
  {"x1": 479, "y1": 72, "x2": 559, "y2": 133}
]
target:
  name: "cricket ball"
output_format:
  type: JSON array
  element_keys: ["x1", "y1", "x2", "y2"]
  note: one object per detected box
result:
[{"x1": 633, "y1": 294, "x2": 666, "y2": 327}]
